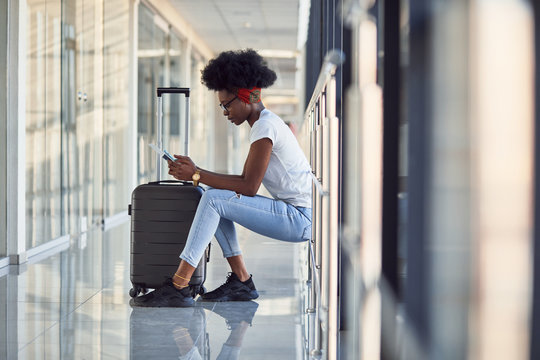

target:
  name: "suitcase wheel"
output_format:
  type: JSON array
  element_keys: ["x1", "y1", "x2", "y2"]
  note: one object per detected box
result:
[
  {"x1": 129, "y1": 285, "x2": 148, "y2": 298},
  {"x1": 129, "y1": 287, "x2": 139, "y2": 298},
  {"x1": 188, "y1": 285, "x2": 206, "y2": 298}
]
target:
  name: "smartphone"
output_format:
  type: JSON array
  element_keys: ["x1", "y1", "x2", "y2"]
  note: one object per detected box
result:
[
  {"x1": 149, "y1": 143, "x2": 175, "y2": 162},
  {"x1": 162, "y1": 149, "x2": 175, "y2": 161}
]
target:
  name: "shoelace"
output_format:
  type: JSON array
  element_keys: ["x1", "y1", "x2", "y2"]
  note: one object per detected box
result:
[{"x1": 216, "y1": 273, "x2": 235, "y2": 291}]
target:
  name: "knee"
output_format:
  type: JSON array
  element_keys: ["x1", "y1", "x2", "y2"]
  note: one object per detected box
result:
[
  {"x1": 302, "y1": 225, "x2": 312, "y2": 241},
  {"x1": 200, "y1": 188, "x2": 234, "y2": 207}
]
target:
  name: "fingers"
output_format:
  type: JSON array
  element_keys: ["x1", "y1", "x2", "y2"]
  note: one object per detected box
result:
[
  {"x1": 168, "y1": 157, "x2": 187, "y2": 168},
  {"x1": 167, "y1": 161, "x2": 188, "y2": 181},
  {"x1": 174, "y1": 154, "x2": 192, "y2": 164},
  {"x1": 169, "y1": 155, "x2": 195, "y2": 180}
]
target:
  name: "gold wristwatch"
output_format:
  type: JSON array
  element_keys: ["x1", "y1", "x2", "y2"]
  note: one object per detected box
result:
[{"x1": 192, "y1": 170, "x2": 201, "y2": 187}]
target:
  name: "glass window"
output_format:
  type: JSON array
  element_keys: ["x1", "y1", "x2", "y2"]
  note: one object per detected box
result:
[
  {"x1": 62, "y1": 0, "x2": 103, "y2": 235},
  {"x1": 25, "y1": 0, "x2": 62, "y2": 248},
  {"x1": 166, "y1": 31, "x2": 185, "y2": 157},
  {"x1": 103, "y1": 0, "x2": 131, "y2": 217},
  {"x1": 136, "y1": 6, "x2": 215, "y2": 182},
  {"x1": 189, "y1": 53, "x2": 212, "y2": 170},
  {"x1": 137, "y1": 3, "x2": 167, "y2": 184}
]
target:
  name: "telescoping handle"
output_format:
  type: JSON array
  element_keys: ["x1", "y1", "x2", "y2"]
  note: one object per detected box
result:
[
  {"x1": 155, "y1": 87, "x2": 191, "y2": 181},
  {"x1": 157, "y1": 87, "x2": 190, "y2": 97}
]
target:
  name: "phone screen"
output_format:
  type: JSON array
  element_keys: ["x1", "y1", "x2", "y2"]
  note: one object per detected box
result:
[
  {"x1": 163, "y1": 150, "x2": 175, "y2": 161},
  {"x1": 149, "y1": 143, "x2": 175, "y2": 162}
]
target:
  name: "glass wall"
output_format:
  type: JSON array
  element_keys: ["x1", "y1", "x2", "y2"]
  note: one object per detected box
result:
[
  {"x1": 24, "y1": 0, "x2": 130, "y2": 250},
  {"x1": 167, "y1": 31, "x2": 186, "y2": 157},
  {"x1": 63, "y1": 0, "x2": 104, "y2": 235},
  {"x1": 137, "y1": 3, "x2": 167, "y2": 184},
  {"x1": 25, "y1": 0, "x2": 63, "y2": 248},
  {"x1": 103, "y1": 0, "x2": 131, "y2": 217},
  {"x1": 20, "y1": 0, "x2": 213, "y2": 251},
  {"x1": 190, "y1": 52, "x2": 209, "y2": 168},
  {"x1": 136, "y1": 4, "x2": 213, "y2": 184}
]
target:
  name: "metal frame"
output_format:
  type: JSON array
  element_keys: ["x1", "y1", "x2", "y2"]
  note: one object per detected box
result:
[
  {"x1": 0, "y1": 0, "x2": 7, "y2": 260},
  {"x1": 404, "y1": 0, "x2": 432, "y2": 351},
  {"x1": 6, "y1": 0, "x2": 27, "y2": 264}
]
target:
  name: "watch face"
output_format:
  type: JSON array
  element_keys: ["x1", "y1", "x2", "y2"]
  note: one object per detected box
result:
[{"x1": 192, "y1": 173, "x2": 200, "y2": 181}]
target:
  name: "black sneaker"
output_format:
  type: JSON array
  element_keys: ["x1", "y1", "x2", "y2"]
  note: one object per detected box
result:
[
  {"x1": 200, "y1": 273, "x2": 259, "y2": 302},
  {"x1": 130, "y1": 278, "x2": 194, "y2": 307}
]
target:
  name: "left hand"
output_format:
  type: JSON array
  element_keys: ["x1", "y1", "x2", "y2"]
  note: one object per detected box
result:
[{"x1": 168, "y1": 155, "x2": 197, "y2": 181}]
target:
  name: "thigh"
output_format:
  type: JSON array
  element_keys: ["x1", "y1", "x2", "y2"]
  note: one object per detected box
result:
[{"x1": 204, "y1": 189, "x2": 311, "y2": 242}]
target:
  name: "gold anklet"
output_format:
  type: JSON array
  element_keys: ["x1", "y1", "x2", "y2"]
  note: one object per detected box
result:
[
  {"x1": 174, "y1": 273, "x2": 190, "y2": 281},
  {"x1": 172, "y1": 280, "x2": 189, "y2": 289}
]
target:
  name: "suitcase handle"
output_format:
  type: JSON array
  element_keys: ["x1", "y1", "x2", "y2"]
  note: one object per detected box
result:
[
  {"x1": 148, "y1": 180, "x2": 191, "y2": 185},
  {"x1": 157, "y1": 87, "x2": 190, "y2": 97},
  {"x1": 156, "y1": 87, "x2": 191, "y2": 181}
]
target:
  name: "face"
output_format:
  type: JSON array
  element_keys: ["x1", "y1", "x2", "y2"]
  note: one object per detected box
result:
[{"x1": 218, "y1": 90, "x2": 247, "y2": 126}]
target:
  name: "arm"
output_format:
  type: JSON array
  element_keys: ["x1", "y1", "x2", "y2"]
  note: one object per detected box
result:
[{"x1": 168, "y1": 138, "x2": 272, "y2": 196}]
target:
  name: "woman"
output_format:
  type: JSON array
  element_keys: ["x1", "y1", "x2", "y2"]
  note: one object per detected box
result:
[{"x1": 131, "y1": 49, "x2": 312, "y2": 307}]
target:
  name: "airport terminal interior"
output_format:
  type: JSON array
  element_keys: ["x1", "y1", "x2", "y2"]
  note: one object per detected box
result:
[{"x1": 2, "y1": 0, "x2": 540, "y2": 359}]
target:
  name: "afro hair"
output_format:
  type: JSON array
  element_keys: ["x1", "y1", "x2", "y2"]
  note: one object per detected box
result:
[{"x1": 201, "y1": 49, "x2": 277, "y2": 92}]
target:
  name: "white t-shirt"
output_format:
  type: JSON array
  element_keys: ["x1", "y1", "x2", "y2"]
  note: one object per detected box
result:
[{"x1": 250, "y1": 109, "x2": 312, "y2": 208}]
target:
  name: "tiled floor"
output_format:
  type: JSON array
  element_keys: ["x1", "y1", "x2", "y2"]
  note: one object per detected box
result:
[{"x1": 0, "y1": 221, "x2": 307, "y2": 359}]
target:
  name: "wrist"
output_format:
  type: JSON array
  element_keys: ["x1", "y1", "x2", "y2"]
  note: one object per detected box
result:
[{"x1": 192, "y1": 169, "x2": 201, "y2": 186}]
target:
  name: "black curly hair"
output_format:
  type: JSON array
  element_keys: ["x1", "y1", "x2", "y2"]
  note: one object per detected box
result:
[{"x1": 201, "y1": 49, "x2": 277, "y2": 92}]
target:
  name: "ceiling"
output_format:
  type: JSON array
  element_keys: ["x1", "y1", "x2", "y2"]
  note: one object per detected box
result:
[
  {"x1": 168, "y1": 0, "x2": 305, "y2": 122},
  {"x1": 168, "y1": 0, "x2": 300, "y2": 53}
]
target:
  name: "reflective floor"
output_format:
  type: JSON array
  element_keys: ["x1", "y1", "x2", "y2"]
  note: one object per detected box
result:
[{"x1": 0, "y1": 221, "x2": 306, "y2": 359}]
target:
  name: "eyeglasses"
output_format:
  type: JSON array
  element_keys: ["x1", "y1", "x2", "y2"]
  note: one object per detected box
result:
[{"x1": 219, "y1": 96, "x2": 238, "y2": 111}]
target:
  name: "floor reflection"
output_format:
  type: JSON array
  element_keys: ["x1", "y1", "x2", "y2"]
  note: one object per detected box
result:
[
  {"x1": 202, "y1": 301, "x2": 259, "y2": 360},
  {"x1": 1, "y1": 222, "x2": 303, "y2": 359},
  {"x1": 129, "y1": 301, "x2": 259, "y2": 360},
  {"x1": 130, "y1": 306, "x2": 208, "y2": 359}
]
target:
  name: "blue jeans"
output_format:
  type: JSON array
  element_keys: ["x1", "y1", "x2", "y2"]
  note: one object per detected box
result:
[{"x1": 180, "y1": 188, "x2": 312, "y2": 268}]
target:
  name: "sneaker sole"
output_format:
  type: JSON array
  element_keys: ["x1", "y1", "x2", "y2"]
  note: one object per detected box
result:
[
  {"x1": 199, "y1": 290, "x2": 259, "y2": 302},
  {"x1": 129, "y1": 298, "x2": 194, "y2": 308}
]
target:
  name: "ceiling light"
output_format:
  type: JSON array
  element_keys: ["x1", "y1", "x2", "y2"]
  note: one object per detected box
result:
[{"x1": 258, "y1": 49, "x2": 299, "y2": 59}]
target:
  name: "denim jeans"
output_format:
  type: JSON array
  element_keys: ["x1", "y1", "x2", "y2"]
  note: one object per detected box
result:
[{"x1": 179, "y1": 188, "x2": 312, "y2": 268}]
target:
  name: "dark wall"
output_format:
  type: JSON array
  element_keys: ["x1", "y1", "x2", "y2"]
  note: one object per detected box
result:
[{"x1": 304, "y1": 0, "x2": 350, "y2": 117}]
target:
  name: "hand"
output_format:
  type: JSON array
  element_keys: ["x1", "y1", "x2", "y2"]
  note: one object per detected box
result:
[{"x1": 168, "y1": 155, "x2": 197, "y2": 181}]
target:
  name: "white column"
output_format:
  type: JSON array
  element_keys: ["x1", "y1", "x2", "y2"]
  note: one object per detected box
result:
[
  {"x1": 7, "y1": 0, "x2": 27, "y2": 264},
  {"x1": 0, "y1": 0, "x2": 8, "y2": 259},
  {"x1": 128, "y1": 0, "x2": 139, "y2": 190},
  {"x1": 469, "y1": 1, "x2": 534, "y2": 359}
]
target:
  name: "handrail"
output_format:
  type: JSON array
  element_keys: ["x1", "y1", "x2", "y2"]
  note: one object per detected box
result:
[
  {"x1": 302, "y1": 50, "x2": 345, "y2": 125},
  {"x1": 300, "y1": 48, "x2": 344, "y2": 360},
  {"x1": 310, "y1": 172, "x2": 328, "y2": 197}
]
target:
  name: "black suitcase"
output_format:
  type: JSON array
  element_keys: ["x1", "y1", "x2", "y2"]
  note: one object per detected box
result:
[{"x1": 128, "y1": 87, "x2": 209, "y2": 298}]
